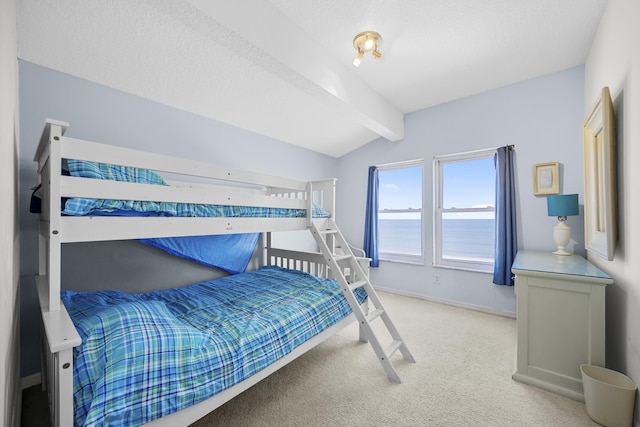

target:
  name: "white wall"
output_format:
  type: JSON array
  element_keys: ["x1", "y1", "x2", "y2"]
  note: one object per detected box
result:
[
  {"x1": 584, "y1": 0, "x2": 640, "y2": 424},
  {"x1": 336, "y1": 67, "x2": 586, "y2": 316},
  {"x1": 0, "y1": 0, "x2": 21, "y2": 426}
]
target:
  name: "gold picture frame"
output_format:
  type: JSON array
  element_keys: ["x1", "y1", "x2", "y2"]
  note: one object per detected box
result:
[
  {"x1": 533, "y1": 162, "x2": 559, "y2": 195},
  {"x1": 583, "y1": 87, "x2": 617, "y2": 260}
]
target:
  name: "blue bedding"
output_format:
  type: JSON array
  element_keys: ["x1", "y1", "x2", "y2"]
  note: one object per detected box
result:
[
  {"x1": 61, "y1": 159, "x2": 330, "y2": 219},
  {"x1": 139, "y1": 233, "x2": 260, "y2": 274},
  {"x1": 62, "y1": 266, "x2": 366, "y2": 426}
]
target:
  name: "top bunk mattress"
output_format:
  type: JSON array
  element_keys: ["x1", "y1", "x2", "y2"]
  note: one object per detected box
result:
[{"x1": 62, "y1": 266, "x2": 366, "y2": 426}]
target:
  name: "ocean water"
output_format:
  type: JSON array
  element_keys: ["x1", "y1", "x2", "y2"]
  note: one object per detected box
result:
[{"x1": 379, "y1": 219, "x2": 495, "y2": 260}]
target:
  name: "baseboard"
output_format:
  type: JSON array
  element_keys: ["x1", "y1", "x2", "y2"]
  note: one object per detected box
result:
[
  {"x1": 374, "y1": 286, "x2": 517, "y2": 319},
  {"x1": 20, "y1": 373, "x2": 41, "y2": 390}
]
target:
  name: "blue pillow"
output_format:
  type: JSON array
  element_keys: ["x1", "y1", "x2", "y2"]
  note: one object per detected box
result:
[{"x1": 66, "y1": 159, "x2": 167, "y2": 186}]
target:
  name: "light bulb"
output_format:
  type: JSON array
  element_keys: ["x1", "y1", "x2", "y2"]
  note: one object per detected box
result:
[
  {"x1": 364, "y1": 38, "x2": 375, "y2": 50},
  {"x1": 353, "y1": 50, "x2": 364, "y2": 67}
]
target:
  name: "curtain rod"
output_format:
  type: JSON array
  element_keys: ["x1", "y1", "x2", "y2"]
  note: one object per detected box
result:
[
  {"x1": 374, "y1": 158, "x2": 424, "y2": 168},
  {"x1": 375, "y1": 145, "x2": 514, "y2": 168},
  {"x1": 484, "y1": 144, "x2": 515, "y2": 152},
  {"x1": 435, "y1": 145, "x2": 515, "y2": 160}
]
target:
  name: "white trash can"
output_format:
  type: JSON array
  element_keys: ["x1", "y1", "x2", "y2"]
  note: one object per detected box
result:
[{"x1": 581, "y1": 364, "x2": 637, "y2": 427}]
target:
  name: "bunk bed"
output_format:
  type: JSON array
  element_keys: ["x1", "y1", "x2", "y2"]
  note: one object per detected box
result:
[{"x1": 33, "y1": 118, "x2": 412, "y2": 427}]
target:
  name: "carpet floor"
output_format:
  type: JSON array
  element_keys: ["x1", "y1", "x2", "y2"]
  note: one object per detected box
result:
[
  {"x1": 22, "y1": 291, "x2": 599, "y2": 426},
  {"x1": 190, "y1": 291, "x2": 598, "y2": 426}
]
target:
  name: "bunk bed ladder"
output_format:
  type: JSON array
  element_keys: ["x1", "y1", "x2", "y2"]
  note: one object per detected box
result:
[{"x1": 310, "y1": 219, "x2": 415, "y2": 383}]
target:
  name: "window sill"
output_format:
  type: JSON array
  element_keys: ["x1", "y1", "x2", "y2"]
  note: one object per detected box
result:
[
  {"x1": 380, "y1": 253, "x2": 425, "y2": 266},
  {"x1": 433, "y1": 261, "x2": 493, "y2": 274}
]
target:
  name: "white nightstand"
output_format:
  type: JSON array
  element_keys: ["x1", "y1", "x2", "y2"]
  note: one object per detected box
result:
[{"x1": 511, "y1": 250, "x2": 612, "y2": 402}]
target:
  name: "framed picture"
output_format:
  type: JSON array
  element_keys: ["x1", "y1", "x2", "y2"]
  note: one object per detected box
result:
[
  {"x1": 583, "y1": 87, "x2": 617, "y2": 260},
  {"x1": 533, "y1": 162, "x2": 559, "y2": 195}
]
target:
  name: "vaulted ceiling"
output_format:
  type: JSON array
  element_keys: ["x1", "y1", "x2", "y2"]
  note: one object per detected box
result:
[{"x1": 17, "y1": 0, "x2": 607, "y2": 157}]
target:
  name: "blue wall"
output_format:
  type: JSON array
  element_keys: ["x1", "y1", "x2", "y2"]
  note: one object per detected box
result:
[
  {"x1": 336, "y1": 66, "x2": 586, "y2": 316},
  {"x1": 18, "y1": 61, "x2": 586, "y2": 376}
]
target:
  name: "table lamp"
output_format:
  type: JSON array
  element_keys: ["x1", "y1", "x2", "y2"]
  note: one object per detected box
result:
[{"x1": 547, "y1": 194, "x2": 579, "y2": 255}]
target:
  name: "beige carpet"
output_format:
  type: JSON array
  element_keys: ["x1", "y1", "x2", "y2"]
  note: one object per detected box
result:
[{"x1": 191, "y1": 292, "x2": 598, "y2": 426}]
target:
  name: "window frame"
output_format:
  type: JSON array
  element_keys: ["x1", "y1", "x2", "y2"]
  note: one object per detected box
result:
[
  {"x1": 377, "y1": 159, "x2": 425, "y2": 265},
  {"x1": 433, "y1": 149, "x2": 496, "y2": 273}
]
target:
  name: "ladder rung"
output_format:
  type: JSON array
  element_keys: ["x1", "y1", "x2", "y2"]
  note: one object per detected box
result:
[
  {"x1": 333, "y1": 254, "x2": 351, "y2": 262},
  {"x1": 366, "y1": 308, "x2": 384, "y2": 323},
  {"x1": 348, "y1": 280, "x2": 368, "y2": 291},
  {"x1": 319, "y1": 228, "x2": 338, "y2": 234},
  {"x1": 385, "y1": 340, "x2": 403, "y2": 359}
]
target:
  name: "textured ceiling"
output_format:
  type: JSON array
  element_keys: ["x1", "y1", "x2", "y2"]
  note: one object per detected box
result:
[{"x1": 17, "y1": 0, "x2": 607, "y2": 157}]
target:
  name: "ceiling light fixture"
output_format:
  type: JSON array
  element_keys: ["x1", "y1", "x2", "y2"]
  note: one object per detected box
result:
[{"x1": 352, "y1": 31, "x2": 383, "y2": 67}]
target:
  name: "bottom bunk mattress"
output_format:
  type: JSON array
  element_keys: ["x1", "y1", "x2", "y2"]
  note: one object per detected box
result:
[{"x1": 61, "y1": 266, "x2": 366, "y2": 426}]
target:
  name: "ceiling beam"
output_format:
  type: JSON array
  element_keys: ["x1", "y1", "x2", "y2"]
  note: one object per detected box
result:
[{"x1": 185, "y1": 0, "x2": 404, "y2": 142}]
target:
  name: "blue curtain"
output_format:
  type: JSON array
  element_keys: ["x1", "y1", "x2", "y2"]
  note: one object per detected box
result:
[
  {"x1": 363, "y1": 166, "x2": 379, "y2": 267},
  {"x1": 493, "y1": 146, "x2": 517, "y2": 286}
]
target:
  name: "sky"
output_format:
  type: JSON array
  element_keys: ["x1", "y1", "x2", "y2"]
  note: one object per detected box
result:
[
  {"x1": 442, "y1": 157, "x2": 495, "y2": 209},
  {"x1": 378, "y1": 165, "x2": 422, "y2": 210},
  {"x1": 379, "y1": 157, "x2": 495, "y2": 220}
]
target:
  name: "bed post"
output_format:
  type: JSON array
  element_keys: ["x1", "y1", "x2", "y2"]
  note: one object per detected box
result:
[
  {"x1": 306, "y1": 181, "x2": 313, "y2": 229},
  {"x1": 34, "y1": 118, "x2": 69, "y2": 311},
  {"x1": 309, "y1": 178, "x2": 336, "y2": 219},
  {"x1": 34, "y1": 119, "x2": 80, "y2": 427},
  {"x1": 47, "y1": 123, "x2": 64, "y2": 311},
  {"x1": 261, "y1": 232, "x2": 269, "y2": 267}
]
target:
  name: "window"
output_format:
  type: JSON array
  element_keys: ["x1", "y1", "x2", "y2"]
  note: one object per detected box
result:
[
  {"x1": 433, "y1": 149, "x2": 496, "y2": 272},
  {"x1": 378, "y1": 160, "x2": 424, "y2": 264}
]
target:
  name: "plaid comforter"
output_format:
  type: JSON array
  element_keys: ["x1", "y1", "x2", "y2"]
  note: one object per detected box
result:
[
  {"x1": 62, "y1": 197, "x2": 330, "y2": 218},
  {"x1": 62, "y1": 266, "x2": 366, "y2": 426},
  {"x1": 61, "y1": 159, "x2": 330, "y2": 218}
]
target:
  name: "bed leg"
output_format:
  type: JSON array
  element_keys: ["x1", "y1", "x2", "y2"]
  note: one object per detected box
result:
[
  {"x1": 41, "y1": 329, "x2": 74, "y2": 426},
  {"x1": 55, "y1": 348, "x2": 75, "y2": 427},
  {"x1": 359, "y1": 299, "x2": 369, "y2": 343},
  {"x1": 359, "y1": 323, "x2": 368, "y2": 343}
]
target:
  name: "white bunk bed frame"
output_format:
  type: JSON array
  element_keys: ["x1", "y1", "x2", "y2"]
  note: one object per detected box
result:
[{"x1": 33, "y1": 119, "x2": 371, "y2": 426}]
